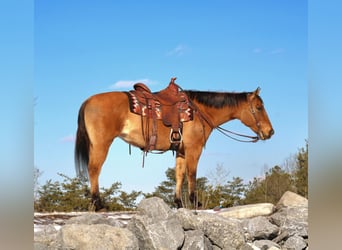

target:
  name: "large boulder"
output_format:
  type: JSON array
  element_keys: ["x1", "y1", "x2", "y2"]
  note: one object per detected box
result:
[
  {"x1": 218, "y1": 203, "x2": 275, "y2": 219},
  {"x1": 65, "y1": 213, "x2": 125, "y2": 227},
  {"x1": 270, "y1": 206, "x2": 308, "y2": 238},
  {"x1": 176, "y1": 208, "x2": 245, "y2": 249},
  {"x1": 276, "y1": 191, "x2": 308, "y2": 208},
  {"x1": 56, "y1": 224, "x2": 138, "y2": 250},
  {"x1": 283, "y1": 235, "x2": 307, "y2": 250},
  {"x1": 127, "y1": 197, "x2": 184, "y2": 250},
  {"x1": 242, "y1": 216, "x2": 279, "y2": 240},
  {"x1": 182, "y1": 230, "x2": 212, "y2": 250}
]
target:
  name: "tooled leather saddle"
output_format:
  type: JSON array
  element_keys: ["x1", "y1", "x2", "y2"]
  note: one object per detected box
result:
[{"x1": 127, "y1": 77, "x2": 193, "y2": 152}]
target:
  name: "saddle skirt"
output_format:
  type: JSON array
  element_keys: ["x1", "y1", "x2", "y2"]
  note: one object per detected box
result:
[{"x1": 126, "y1": 77, "x2": 193, "y2": 151}]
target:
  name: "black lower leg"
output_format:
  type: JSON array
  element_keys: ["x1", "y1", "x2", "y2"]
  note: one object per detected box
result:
[
  {"x1": 174, "y1": 196, "x2": 183, "y2": 209},
  {"x1": 91, "y1": 194, "x2": 104, "y2": 211},
  {"x1": 189, "y1": 192, "x2": 202, "y2": 208}
]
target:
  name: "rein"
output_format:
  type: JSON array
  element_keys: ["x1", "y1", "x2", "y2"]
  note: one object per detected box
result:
[
  {"x1": 215, "y1": 126, "x2": 259, "y2": 143},
  {"x1": 189, "y1": 92, "x2": 260, "y2": 144}
]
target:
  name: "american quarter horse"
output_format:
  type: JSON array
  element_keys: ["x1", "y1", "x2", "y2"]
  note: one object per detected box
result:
[{"x1": 75, "y1": 78, "x2": 274, "y2": 210}]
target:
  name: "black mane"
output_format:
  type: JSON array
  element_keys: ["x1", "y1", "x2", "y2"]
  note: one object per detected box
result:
[{"x1": 184, "y1": 90, "x2": 249, "y2": 109}]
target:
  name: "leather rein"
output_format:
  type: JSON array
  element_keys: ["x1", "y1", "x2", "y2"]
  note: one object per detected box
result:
[{"x1": 190, "y1": 94, "x2": 260, "y2": 143}]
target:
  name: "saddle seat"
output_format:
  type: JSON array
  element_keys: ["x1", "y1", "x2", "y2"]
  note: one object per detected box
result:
[
  {"x1": 133, "y1": 78, "x2": 184, "y2": 106},
  {"x1": 127, "y1": 77, "x2": 193, "y2": 151}
]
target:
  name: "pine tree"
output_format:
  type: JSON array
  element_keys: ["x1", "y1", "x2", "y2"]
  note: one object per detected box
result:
[
  {"x1": 118, "y1": 190, "x2": 142, "y2": 210},
  {"x1": 243, "y1": 166, "x2": 295, "y2": 204},
  {"x1": 293, "y1": 141, "x2": 308, "y2": 198},
  {"x1": 224, "y1": 177, "x2": 246, "y2": 206}
]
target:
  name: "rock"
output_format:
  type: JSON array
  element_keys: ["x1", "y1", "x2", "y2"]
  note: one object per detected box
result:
[
  {"x1": 176, "y1": 208, "x2": 245, "y2": 249},
  {"x1": 272, "y1": 230, "x2": 289, "y2": 243},
  {"x1": 34, "y1": 224, "x2": 59, "y2": 249},
  {"x1": 218, "y1": 203, "x2": 275, "y2": 219},
  {"x1": 276, "y1": 191, "x2": 308, "y2": 209},
  {"x1": 242, "y1": 216, "x2": 279, "y2": 240},
  {"x1": 65, "y1": 213, "x2": 124, "y2": 227},
  {"x1": 182, "y1": 230, "x2": 212, "y2": 250},
  {"x1": 57, "y1": 224, "x2": 138, "y2": 250},
  {"x1": 270, "y1": 206, "x2": 308, "y2": 237},
  {"x1": 253, "y1": 239, "x2": 281, "y2": 249},
  {"x1": 127, "y1": 197, "x2": 184, "y2": 250},
  {"x1": 34, "y1": 192, "x2": 309, "y2": 250},
  {"x1": 239, "y1": 242, "x2": 260, "y2": 250},
  {"x1": 283, "y1": 235, "x2": 307, "y2": 250}
]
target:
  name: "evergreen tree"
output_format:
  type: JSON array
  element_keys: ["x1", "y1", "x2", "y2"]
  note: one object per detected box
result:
[
  {"x1": 118, "y1": 190, "x2": 142, "y2": 209},
  {"x1": 100, "y1": 182, "x2": 123, "y2": 211},
  {"x1": 34, "y1": 173, "x2": 142, "y2": 212},
  {"x1": 224, "y1": 177, "x2": 246, "y2": 206},
  {"x1": 243, "y1": 166, "x2": 295, "y2": 204},
  {"x1": 35, "y1": 179, "x2": 63, "y2": 212},
  {"x1": 293, "y1": 141, "x2": 308, "y2": 198}
]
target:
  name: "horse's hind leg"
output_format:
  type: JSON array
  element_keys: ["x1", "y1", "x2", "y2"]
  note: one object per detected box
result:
[{"x1": 88, "y1": 142, "x2": 111, "y2": 211}]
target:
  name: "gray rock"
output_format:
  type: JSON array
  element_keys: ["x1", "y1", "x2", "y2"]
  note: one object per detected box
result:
[
  {"x1": 34, "y1": 224, "x2": 59, "y2": 248},
  {"x1": 243, "y1": 216, "x2": 279, "y2": 240},
  {"x1": 34, "y1": 193, "x2": 309, "y2": 250},
  {"x1": 253, "y1": 239, "x2": 281, "y2": 249},
  {"x1": 182, "y1": 230, "x2": 213, "y2": 250},
  {"x1": 176, "y1": 209, "x2": 245, "y2": 249},
  {"x1": 66, "y1": 213, "x2": 107, "y2": 224},
  {"x1": 239, "y1": 243, "x2": 260, "y2": 250},
  {"x1": 65, "y1": 213, "x2": 125, "y2": 228},
  {"x1": 219, "y1": 203, "x2": 275, "y2": 219},
  {"x1": 283, "y1": 235, "x2": 307, "y2": 250},
  {"x1": 57, "y1": 223, "x2": 138, "y2": 250},
  {"x1": 270, "y1": 207, "x2": 308, "y2": 237},
  {"x1": 276, "y1": 191, "x2": 308, "y2": 209},
  {"x1": 127, "y1": 197, "x2": 184, "y2": 250}
]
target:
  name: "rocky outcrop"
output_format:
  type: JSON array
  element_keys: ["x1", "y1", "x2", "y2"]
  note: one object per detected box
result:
[{"x1": 34, "y1": 191, "x2": 308, "y2": 250}]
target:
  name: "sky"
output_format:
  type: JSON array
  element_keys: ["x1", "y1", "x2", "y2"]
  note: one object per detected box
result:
[{"x1": 34, "y1": 1, "x2": 307, "y2": 194}]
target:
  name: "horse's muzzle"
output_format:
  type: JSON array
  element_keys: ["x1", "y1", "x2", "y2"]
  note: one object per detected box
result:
[{"x1": 259, "y1": 128, "x2": 274, "y2": 140}]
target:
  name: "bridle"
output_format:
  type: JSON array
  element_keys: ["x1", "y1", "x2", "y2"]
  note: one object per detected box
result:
[
  {"x1": 216, "y1": 98, "x2": 261, "y2": 143},
  {"x1": 194, "y1": 95, "x2": 261, "y2": 143}
]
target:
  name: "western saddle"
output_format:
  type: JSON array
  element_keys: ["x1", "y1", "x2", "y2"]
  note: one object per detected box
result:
[{"x1": 127, "y1": 77, "x2": 193, "y2": 152}]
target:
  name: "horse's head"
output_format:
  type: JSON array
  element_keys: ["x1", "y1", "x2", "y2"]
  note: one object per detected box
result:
[{"x1": 240, "y1": 88, "x2": 274, "y2": 140}]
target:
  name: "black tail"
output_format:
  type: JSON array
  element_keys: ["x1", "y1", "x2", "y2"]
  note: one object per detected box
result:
[{"x1": 74, "y1": 101, "x2": 90, "y2": 181}]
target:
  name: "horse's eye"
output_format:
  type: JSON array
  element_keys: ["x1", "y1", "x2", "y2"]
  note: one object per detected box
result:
[{"x1": 256, "y1": 106, "x2": 263, "y2": 111}]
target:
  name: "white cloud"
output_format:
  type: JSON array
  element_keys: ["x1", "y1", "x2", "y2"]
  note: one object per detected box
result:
[
  {"x1": 60, "y1": 134, "x2": 75, "y2": 143},
  {"x1": 252, "y1": 47, "x2": 285, "y2": 55},
  {"x1": 270, "y1": 48, "x2": 285, "y2": 54},
  {"x1": 253, "y1": 48, "x2": 262, "y2": 54},
  {"x1": 109, "y1": 78, "x2": 155, "y2": 89},
  {"x1": 166, "y1": 44, "x2": 188, "y2": 56}
]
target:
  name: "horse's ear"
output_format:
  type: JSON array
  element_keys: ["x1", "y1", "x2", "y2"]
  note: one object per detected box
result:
[{"x1": 254, "y1": 87, "x2": 261, "y2": 96}]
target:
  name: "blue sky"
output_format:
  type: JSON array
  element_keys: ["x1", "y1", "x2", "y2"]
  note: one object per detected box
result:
[{"x1": 34, "y1": 1, "x2": 307, "y2": 193}]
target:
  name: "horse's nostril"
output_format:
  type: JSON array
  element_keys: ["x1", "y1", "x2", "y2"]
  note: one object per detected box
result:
[{"x1": 270, "y1": 129, "x2": 274, "y2": 136}]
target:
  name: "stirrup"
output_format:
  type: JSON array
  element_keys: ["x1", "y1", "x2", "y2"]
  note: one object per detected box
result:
[{"x1": 170, "y1": 128, "x2": 183, "y2": 143}]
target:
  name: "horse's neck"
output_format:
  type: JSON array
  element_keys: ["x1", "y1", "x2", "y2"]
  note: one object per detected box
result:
[{"x1": 194, "y1": 101, "x2": 240, "y2": 127}]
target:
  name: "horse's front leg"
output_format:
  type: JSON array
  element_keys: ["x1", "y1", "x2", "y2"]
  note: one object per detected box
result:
[
  {"x1": 174, "y1": 154, "x2": 186, "y2": 208},
  {"x1": 186, "y1": 148, "x2": 203, "y2": 208}
]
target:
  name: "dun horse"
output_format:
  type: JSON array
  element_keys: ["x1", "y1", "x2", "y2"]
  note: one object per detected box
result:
[{"x1": 75, "y1": 78, "x2": 274, "y2": 210}]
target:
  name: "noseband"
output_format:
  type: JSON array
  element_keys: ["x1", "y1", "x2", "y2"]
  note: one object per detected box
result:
[{"x1": 248, "y1": 98, "x2": 262, "y2": 138}]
